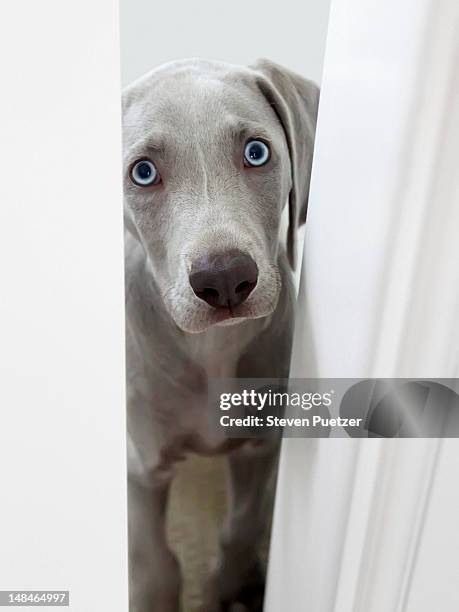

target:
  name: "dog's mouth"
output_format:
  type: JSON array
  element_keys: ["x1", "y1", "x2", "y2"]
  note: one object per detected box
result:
[
  {"x1": 212, "y1": 302, "x2": 251, "y2": 326},
  {"x1": 177, "y1": 292, "x2": 278, "y2": 334},
  {"x1": 164, "y1": 257, "x2": 281, "y2": 334}
]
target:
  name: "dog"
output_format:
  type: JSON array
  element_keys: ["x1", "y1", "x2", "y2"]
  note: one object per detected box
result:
[{"x1": 122, "y1": 58, "x2": 319, "y2": 612}]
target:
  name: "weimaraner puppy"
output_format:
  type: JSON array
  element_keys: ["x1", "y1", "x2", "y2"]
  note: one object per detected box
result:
[{"x1": 123, "y1": 58, "x2": 319, "y2": 612}]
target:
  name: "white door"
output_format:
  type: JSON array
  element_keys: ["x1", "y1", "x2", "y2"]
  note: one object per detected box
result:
[{"x1": 266, "y1": 0, "x2": 459, "y2": 610}]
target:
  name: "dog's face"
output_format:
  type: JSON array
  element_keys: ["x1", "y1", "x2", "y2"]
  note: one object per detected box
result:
[{"x1": 123, "y1": 59, "x2": 318, "y2": 333}]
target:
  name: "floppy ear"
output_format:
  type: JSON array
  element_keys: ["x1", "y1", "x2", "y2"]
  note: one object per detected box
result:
[{"x1": 250, "y1": 59, "x2": 320, "y2": 269}]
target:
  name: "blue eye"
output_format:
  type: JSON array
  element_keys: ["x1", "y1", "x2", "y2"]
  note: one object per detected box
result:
[
  {"x1": 244, "y1": 140, "x2": 270, "y2": 167},
  {"x1": 130, "y1": 159, "x2": 160, "y2": 186}
]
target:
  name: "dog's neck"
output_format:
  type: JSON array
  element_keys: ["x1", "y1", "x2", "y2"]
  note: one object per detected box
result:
[{"x1": 182, "y1": 316, "x2": 270, "y2": 378}]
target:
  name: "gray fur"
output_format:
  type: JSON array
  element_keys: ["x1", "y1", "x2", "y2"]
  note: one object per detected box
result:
[{"x1": 123, "y1": 58, "x2": 319, "y2": 612}]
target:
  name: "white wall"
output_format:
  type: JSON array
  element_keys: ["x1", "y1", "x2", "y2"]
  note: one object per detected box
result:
[{"x1": 120, "y1": 0, "x2": 331, "y2": 87}]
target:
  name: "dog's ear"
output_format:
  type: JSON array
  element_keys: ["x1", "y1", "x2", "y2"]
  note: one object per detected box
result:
[{"x1": 250, "y1": 59, "x2": 320, "y2": 269}]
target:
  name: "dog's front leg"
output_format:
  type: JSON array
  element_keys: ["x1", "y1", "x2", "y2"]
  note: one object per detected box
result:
[
  {"x1": 204, "y1": 441, "x2": 279, "y2": 612},
  {"x1": 128, "y1": 477, "x2": 181, "y2": 612}
]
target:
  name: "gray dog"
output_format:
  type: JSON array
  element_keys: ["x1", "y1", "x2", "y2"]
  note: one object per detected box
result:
[{"x1": 122, "y1": 58, "x2": 319, "y2": 612}]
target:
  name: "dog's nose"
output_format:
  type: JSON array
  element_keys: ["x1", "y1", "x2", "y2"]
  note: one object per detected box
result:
[{"x1": 189, "y1": 250, "x2": 258, "y2": 309}]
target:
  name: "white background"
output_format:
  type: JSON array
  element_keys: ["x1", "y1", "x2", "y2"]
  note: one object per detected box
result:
[{"x1": 120, "y1": 0, "x2": 331, "y2": 86}]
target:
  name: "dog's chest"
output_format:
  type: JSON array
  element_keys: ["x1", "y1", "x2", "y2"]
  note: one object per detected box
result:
[
  {"x1": 170, "y1": 358, "x2": 237, "y2": 454},
  {"x1": 163, "y1": 324, "x2": 260, "y2": 454}
]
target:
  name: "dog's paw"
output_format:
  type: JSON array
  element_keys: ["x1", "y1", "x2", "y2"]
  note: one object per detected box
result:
[
  {"x1": 202, "y1": 562, "x2": 265, "y2": 612},
  {"x1": 222, "y1": 567, "x2": 265, "y2": 612},
  {"x1": 223, "y1": 604, "x2": 251, "y2": 612}
]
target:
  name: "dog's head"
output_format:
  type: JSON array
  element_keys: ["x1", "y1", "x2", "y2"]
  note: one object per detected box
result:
[{"x1": 122, "y1": 59, "x2": 319, "y2": 333}]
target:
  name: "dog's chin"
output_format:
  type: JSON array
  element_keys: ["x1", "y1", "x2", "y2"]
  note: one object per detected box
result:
[
  {"x1": 215, "y1": 318, "x2": 247, "y2": 328},
  {"x1": 172, "y1": 299, "x2": 277, "y2": 335}
]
